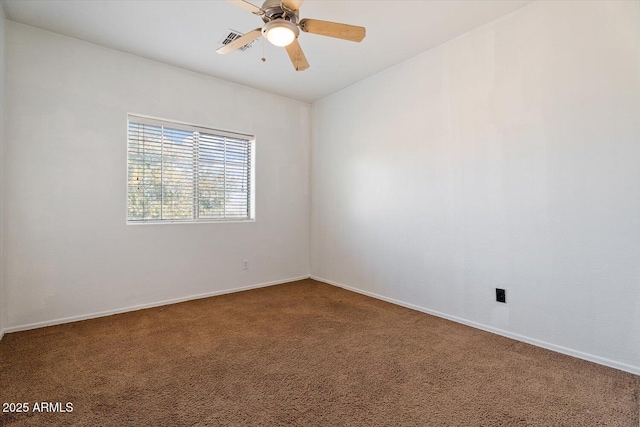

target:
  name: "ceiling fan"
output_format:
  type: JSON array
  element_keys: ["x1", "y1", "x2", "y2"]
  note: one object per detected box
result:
[{"x1": 217, "y1": 0, "x2": 366, "y2": 71}]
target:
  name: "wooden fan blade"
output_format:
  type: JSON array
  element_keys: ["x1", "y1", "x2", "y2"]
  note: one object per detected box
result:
[
  {"x1": 225, "y1": 0, "x2": 262, "y2": 15},
  {"x1": 216, "y1": 28, "x2": 263, "y2": 54},
  {"x1": 281, "y1": 0, "x2": 304, "y2": 12},
  {"x1": 299, "y1": 18, "x2": 366, "y2": 42},
  {"x1": 285, "y1": 39, "x2": 310, "y2": 71}
]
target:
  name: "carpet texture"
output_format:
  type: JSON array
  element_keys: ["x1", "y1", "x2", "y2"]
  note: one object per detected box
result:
[{"x1": 1, "y1": 279, "x2": 638, "y2": 426}]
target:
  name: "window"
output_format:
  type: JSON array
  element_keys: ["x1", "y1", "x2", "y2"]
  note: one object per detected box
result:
[{"x1": 127, "y1": 115, "x2": 254, "y2": 223}]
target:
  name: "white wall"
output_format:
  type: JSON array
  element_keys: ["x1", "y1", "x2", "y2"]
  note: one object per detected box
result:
[
  {"x1": 3, "y1": 22, "x2": 310, "y2": 330},
  {"x1": 0, "y1": 5, "x2": 6, "y2": 338},
  {"x1": 311, "y1": 1, "x2": 640, "y2": 374}
]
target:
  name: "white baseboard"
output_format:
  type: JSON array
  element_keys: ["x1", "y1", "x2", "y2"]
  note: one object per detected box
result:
[
  {"x1": 2, "y1": 275, "x2": 310, "y2": 335},
  {"x1": 310, "y1": 275, "x2": 640, "y2": 377}
]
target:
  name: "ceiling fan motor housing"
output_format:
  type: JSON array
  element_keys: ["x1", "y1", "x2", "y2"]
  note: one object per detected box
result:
[{"x1": 261, "y1": 0, "x2": 298, "y2": 24}]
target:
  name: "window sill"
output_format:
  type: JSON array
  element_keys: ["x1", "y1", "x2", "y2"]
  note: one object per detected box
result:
[{"x1": 126, "y1": 219, "x2": 256, "y2": 226}]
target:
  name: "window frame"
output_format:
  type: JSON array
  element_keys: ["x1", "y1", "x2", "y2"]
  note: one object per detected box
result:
[{"x1": 126, "y1": 114, "x2": 256, "y2": 225}]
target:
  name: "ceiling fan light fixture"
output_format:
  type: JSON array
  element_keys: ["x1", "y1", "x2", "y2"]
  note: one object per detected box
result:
[{"x1": 263, "y1": 20, "x2": 299, "y2": 47}]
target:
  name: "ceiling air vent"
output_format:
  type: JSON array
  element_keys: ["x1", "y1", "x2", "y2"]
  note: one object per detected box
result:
[{"x1": 220, "y1": 29, "x2": 256, "y2": 52}]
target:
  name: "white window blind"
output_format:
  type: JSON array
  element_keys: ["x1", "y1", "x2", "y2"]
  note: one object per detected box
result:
[{"x1": 127, "y1": 116, "x2": 254, "y2": 223}]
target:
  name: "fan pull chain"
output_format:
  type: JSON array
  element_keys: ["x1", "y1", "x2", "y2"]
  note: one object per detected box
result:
[{"x1": 261, "y1": 38, "x2": 266, "y2": 63}]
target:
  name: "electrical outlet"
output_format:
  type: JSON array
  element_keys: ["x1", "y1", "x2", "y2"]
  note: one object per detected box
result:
[
  {"x1": 243, "y1": 260, "x2": 249, "y2": 270},
  {"x1": 496, "y1": 288, "x2": 506, "y2": 303}
]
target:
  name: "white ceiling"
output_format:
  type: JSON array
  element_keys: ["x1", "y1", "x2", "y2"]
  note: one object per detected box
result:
[{"x1": 2, "y1": 0, "x2": 531, "y2": 103}]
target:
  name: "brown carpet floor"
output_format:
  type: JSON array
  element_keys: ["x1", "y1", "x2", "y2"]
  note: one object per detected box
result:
[{"x1": 1, "y1": 279, "x2": 638, "y2": 426}]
